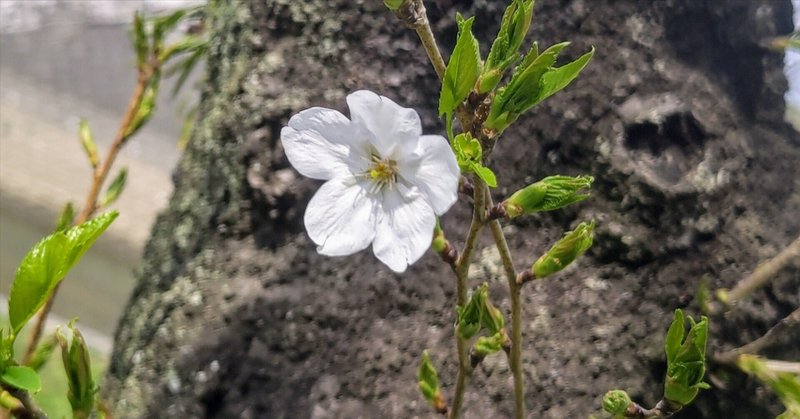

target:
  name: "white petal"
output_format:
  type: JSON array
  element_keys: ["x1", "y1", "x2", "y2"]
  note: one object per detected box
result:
[
  {"x1": 281, "y1": 107, "x2": 370, "y2": 180},
  {"x1": 397, "y1": 135, "x2": 460, "y2": 215},
  {"x1": 304, "y1": 177, "x2": 379, "y2": 256},
  {"x1": 346, "y1": 90, "x2": 421, "y2": 158},
  {"x1": 372, "y1": 184, "x2": 436, "y2": 273}
]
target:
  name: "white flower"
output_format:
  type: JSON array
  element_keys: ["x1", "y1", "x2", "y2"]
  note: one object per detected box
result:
[{"x1": 280, "y1": 90, "x2": 460, "y2": 273}]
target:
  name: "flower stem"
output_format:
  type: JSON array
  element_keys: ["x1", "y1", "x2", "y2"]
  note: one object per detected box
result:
[
  {"x1": 449, "y1": 177, "x2": 487, "y2": 419},
  {"x1": 22, "y1": 61, "x2": 158, "y2": 365},
  {"x1": 485, "y1": 185, "x2": 525, "y2": 419}
]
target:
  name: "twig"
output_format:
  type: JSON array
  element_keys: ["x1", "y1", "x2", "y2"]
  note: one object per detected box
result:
[
  {"x1": 622, "y1": 399, "x2": 683, "y2": 418},
  {"x1": 1, "y1": 383, "x2": 47, "y2": 419},
  {"x1": 716, "y1": 235, "x2": 800, "y2": 310},
  {"x1": 23, "y1": 61, "x2": 158, "y2": 365},
  {"x1": 715, "y1": 307, "x2": 800, "y2": 365},
  {"x1": 485, "y1": 185, "x2": 525, "y2": 419},
  {"x1": 449, "y1": 177, "x2": 486, "y2": 419}
]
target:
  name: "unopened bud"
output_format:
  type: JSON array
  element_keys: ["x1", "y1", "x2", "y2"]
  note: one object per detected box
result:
[
  {"x1": 533, "y1": 221, "x2": 595, "y2": 278},
  {"x1": 57, "y1": 322, "x2": 96, "y2": 416},
  {"x1": 602, "y1": 390, "x2": 632, "y2": 415},
  {"x1": 503, "y1": 175, "x2": 593, "y2": 218}
]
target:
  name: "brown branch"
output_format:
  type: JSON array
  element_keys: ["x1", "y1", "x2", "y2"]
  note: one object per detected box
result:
[
  {"x1": 23, "y1": 61, "x2": 159, "y2": 365},
  {"x1": 623, "y1": 399, "x2": 683, "y2": 418},
  {"x1": 718, "y1": 235, "x2": 800, "y2": 309},
  {"x1": 1, "y1": 384, "x2": 47, "y2": 419},
  {"x1": 715, "y1": 307, "x2": 800, "y2": 365}
]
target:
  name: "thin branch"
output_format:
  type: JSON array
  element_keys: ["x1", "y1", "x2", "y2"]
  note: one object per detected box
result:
[
  {"x1": 485, "y1": 185, "x2": 525, "y2": 419},
  {"x1": 449, "y1": 177, "x2": 486, "y2": 419},
  {"x1": 721, "y1": 235, "x2": 800, "y2": 307},
  {"x1": 1, "y1": 383, "x2": 47, "y2": 419},
  {"x1": 622, "y1": 399, "x2": 683, "y2": 418},
  {"x1": 715, "y1": 307, "x2": 800, "y2": 365},
  {"x1": 23, "y1": 61, "x2": 158, "y2": 365}
]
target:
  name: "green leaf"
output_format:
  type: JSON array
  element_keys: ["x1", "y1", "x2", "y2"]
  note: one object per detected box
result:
[
  {"x1": 439, "y1": 14, "x2": 481, "y2": 117},
  {"x1": 100, "y1": 168, "x2": 128, "y2": 207},
  {"x1": 0, "y1": 329, "x2": 12, "y2": 370},
  {"x1": 481, "y1": 0, "x2": 534, "y2": 93},
  {"x1": 159, "y1": 35, "x2": 206, "y2": 63},
  {"x1": 665, "y1": 309, "x2": 684, "y2": 364},
  {"x1": 471, "y1": 164, "x2": 497, "y2": 188},
  {"x1": 538, "y1": 47, "x2": 595, "y2": 103},
  {"x1": 8, "y1": 212, "x2": 118, "y2": 335},
  {"x1": 78, "y1": 119, "x2": 99, "y2": 168},
  {"x1": 0, "y1": 366, "x2": 41, "y2": 392}
]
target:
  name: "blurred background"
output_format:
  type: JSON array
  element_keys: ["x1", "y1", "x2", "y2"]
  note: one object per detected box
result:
[{"x1": 0, "y1": 0, "x2": 203, "y2": 352}]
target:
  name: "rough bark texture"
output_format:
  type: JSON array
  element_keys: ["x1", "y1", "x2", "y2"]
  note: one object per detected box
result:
[{"x1": 104, "y1": 0, "x2": 799, "y2": 418}]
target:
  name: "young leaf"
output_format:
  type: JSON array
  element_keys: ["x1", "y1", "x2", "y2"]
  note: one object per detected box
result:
[
  {"x1": 100, "y1": 168, "x2": 128, "y2": 207},
  {"x1": 8, "y1": 212, "x2": 118, "y2": 335},
  {"x1": 0, "y1": 366, "x2": 41, "y2": 392},
  {"x1": 665, "y1": 309, "x2": 684, "y2": 365},
  {"x1": 471, "y1": 164, "x2": 497, "y2": 188},
  {"x1": 125, "y1": 83, "x2": 158, "y2": 139},
  {"x1": 439, "y1": 14, "x2": 481, "y2": 117},
  {"x1": 501, "y1": 175, "x2": 593, "y2": 217},
  {"x1": 132, "y1": 12, "x2": 149, "y2": 68},
  {"x1": 537, "y1": 47, "x2": 595, "y2": 103},
  {"x1": 78, "y1": 119, "x2": 99, "y2": 168}
]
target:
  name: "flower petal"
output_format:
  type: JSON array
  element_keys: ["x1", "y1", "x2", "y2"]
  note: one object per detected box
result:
[
  {"x1": 372, "y1": 184, "x2": 436, "y2": 273},
  {"x1": 305, "y1": 177, "x2": 379, "y2": 256},
  {"x1": 281, "y1": 107, "x2": 370, "y2": 180},
  {"x1": 346, "y1": 90, "x2": 421, "y2": 158},
  {"x1": 397, "y1": 135, "x2": 460, "y2": 215}
]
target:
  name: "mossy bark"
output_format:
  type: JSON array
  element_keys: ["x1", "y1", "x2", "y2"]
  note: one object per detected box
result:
[{"x1": 104, "y1": 0, "x2": 799, "y2": 417}]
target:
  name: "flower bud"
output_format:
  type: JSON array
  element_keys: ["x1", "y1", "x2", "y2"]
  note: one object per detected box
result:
[
  {"x1": 532, "y1": 221, "x2": 595, "y2": 278},
  {"x1": 57, "y1": 323, "x2": 96, "y2": 416},
  {"x1": 602, "y1": 390, "x2": 632, "y2": 415},
  {"x1": 502, "y1": 175, "x2": 593, "y2": 218}
]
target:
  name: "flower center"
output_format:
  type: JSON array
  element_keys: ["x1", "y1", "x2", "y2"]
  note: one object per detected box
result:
[{"x1": 367, "y1": 153, "x2": 398, "y2": 192}]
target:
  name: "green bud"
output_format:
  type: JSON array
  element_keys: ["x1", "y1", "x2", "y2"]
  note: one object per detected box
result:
[
  {"x1": 55, "y1": 202, "x2": 75, "y2": 233},
  {"x1": 418, "y1": 350, "x2": 447, "y2": 413},
  {"x1": 383, "y1": 0, "x2": 404, "y2": 11},
  {"x1": 503, "y1": 175, "x2": 593, "y2": 218},
  {"x1": 473, "y1": 333, "x2": 505, "y2": 357},
  {"x1": 78, "y1": 119, "x2": 99, "y2": 168},
  {"x1": 431, "y1": 221, "x2": 447, "y2": 253},
  {"x1": 456, "y1": 286, "x2": 485, "y2": 340},
  {"x1": 126, "y1": 83, "x2": 158, "y2": 139},
  {"x1": 532, "y1": 221, "x2": 595, "y2": 278},
  {"x1": 663, "y1": 309, "x2": 709, "y2": 406},
  {"x1": 57, "y1": 322, "x2": 96, "y2": 417},
  {"x1": 481, "y1": 298, "x2": 505, "y2": 335},
  {"x1": 99, "y1": 168, "x2": 128, "y2": 207},
  {"x1": 27, "y1": 333, "x2": 58, "y2": 372},
  {"x1": 602, "y1": 390, "x2": 632, "y2": 415}
]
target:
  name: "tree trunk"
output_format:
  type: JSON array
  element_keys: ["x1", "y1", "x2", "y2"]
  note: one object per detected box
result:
[{"x1": 103, "y1": 0, "x2": 798, "y2": 417}]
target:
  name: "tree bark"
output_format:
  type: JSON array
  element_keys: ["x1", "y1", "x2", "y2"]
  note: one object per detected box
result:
[{"x1": 104, "y1": 0, "x2": 798, "y2": 418}]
